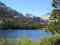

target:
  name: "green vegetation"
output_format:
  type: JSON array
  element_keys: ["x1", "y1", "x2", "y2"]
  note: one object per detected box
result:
[
  {"x1": 40, "y1": 33, "x2": 60, "y2": 45},
  {"x1": 32, "y1": 23, "x2": 47, "y2": 29},
  {"x1": 18, "y1": 39, "x2": 40, "y2": 45},
  {"x1": 45, "y1": 0, "x2": 60, "y2": 45},
  {"x1": 48, "y1": 9, "x2": 60, "y2": 34},
  {"x1": 0, "y1": 18, "x2": 47, "y2": 29}
]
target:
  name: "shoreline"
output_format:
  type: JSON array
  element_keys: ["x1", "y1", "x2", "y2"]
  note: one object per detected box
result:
[{"x1": 0, "y1": 27, "x2": 48, "y2": 31}]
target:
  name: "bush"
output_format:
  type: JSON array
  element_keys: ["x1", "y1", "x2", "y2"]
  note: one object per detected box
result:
[{"x1": 40, "y1": 34, "x2": 60, "y2": 45}]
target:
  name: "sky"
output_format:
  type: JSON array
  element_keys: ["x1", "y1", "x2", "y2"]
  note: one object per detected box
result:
[{"x1": 0, "y1": 0, "x2": 52, "y2": 19}]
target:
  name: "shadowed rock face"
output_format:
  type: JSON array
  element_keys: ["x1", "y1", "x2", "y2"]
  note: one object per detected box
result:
[{"x1": 54, "y1": 39, "x2": 60, "y2": 45}]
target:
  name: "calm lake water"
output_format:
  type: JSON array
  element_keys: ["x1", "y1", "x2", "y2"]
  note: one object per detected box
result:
[
  {"x1": 0, "y1": 29, "x2": 52, "y2": 40},
  {"x1": 0, "y1": 30, "x2": 52, "y2": 45}
]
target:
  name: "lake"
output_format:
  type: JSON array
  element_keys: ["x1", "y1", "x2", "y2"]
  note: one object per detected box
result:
[
  {"x1": 0, "y1": 30, "x2": 52, "y2": 39},
  {"x1": 0, "y1": 30, "x2": 52, "y2": 45}
]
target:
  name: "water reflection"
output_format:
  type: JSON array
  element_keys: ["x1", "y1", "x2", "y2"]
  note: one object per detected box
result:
[
  {"x1": 0, "y1": 30, "x2": 52, "y2": 45},
  {"x1": 0, "y1": 30, "x2": 52, "y2": 39}
]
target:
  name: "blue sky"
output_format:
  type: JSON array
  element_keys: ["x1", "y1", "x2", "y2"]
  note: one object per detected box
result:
[{"x1": 0, "y1": 0, "x2": 51, "y2": 17}]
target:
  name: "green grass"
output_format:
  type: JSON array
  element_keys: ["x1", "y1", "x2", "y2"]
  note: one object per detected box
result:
[
  {"x1": 18, "y1": 39, "x2": 40, "y2": 45},
  {"x1": 40, "y1": 33, "x2": 60, "y2": 45}
]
